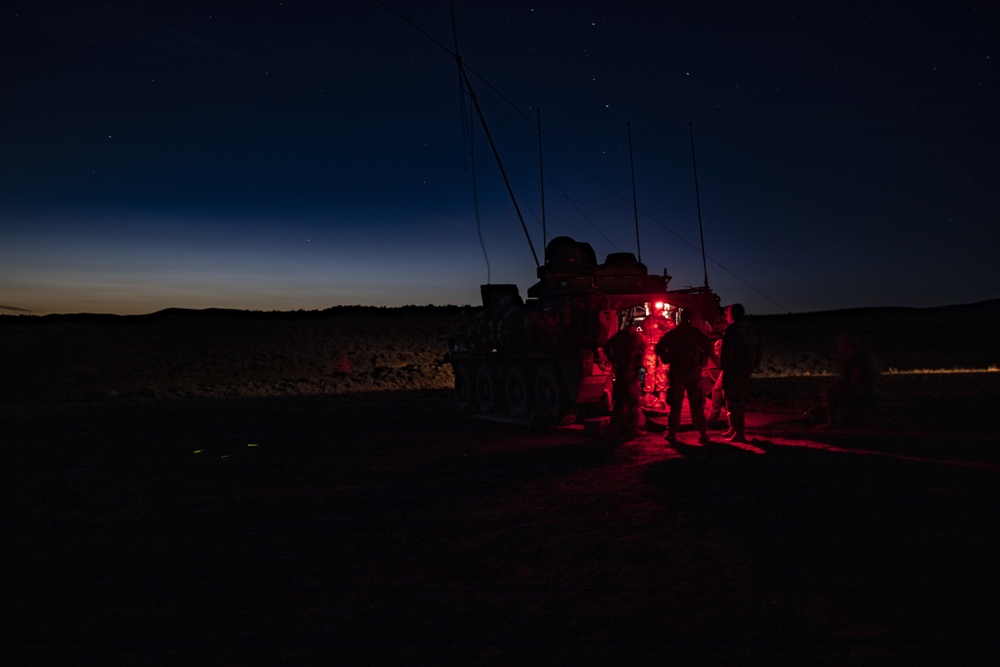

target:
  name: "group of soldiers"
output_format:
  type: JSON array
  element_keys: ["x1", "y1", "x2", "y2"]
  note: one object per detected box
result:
[{"x1": 603, "y1": 303, "x2": 761, "y2": 444}]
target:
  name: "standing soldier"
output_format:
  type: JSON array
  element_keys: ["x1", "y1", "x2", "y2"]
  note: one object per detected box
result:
[
  {"x1": 655, "y1": 310, "x2": 713, "y2": 446},
  {"x1": 604, "y1": 324, "x2": 647, "y2": 438},
  {"x1": 821, "y1": 332, "x2": 879, "y2": 426},
  {"x1": 720, "y1": 303, "x2": 761, "y2": 443},
  {"x1": 706, "y1": 306, "x2": 733, "y2": 425}
]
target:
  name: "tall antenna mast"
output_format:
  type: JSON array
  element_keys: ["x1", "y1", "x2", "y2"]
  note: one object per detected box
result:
[
  {"x1": 446, "y1": 1, "x2": 539, "y2": 268},
  {"x1": 456, "y1": 59, "x2": 540, "y2": 268},
  {"x1": 537, "y1": 108, "x2": 547, "y2": 250},
  {"x1": 689, "y1": 121, "x2": 710, "y2": 289},
  {"x1": 627, "y1": 122, "x2": 641, "y2": 263}
]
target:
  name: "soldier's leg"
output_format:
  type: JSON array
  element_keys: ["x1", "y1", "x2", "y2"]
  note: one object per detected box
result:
[
  {"x1": 723, "y1": 373, "x2": 745, "y2": 437},
  {"x1": 708, "y1": 373, "x2": 725, "y2": 422},
  {"x1": 726, "y1": 372, "x2": 750, "y2": 442},
  {"x1": 688, "y1": 376, "x2": 708, "y2": 437},
  {"x1": 666, "y1": 377, "x2": 683, "y2": 443},
  {"x1": 622, "y1": 377, "x2": 643, "y2": 437}
]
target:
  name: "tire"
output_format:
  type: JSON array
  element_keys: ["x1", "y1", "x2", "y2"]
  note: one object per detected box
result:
[
  {"x1": 453, "y1": 363, "x2": 477, "y2": 415},
  {"x1": 505, "y1": 364, "x2": 533, "y2": 420},
  {"x1": 475, "y1": 364, "x2": 503, "y2": 414},
  {"x1": 533, "y1": 364, "x2": 575, "y2": 427}
]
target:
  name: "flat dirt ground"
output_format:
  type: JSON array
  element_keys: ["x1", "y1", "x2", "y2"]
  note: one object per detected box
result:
[
  {"x1": 3, "y1": 308, "x2": 1000, "y2": 664},
  {"x1": 5, "y1": 377, "x2": 1000, "y2": 665}
]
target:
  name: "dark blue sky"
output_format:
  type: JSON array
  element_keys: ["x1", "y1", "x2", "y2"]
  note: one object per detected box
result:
[{"x1": 2, "y1": 0, "x2": 997, "y2": 315}]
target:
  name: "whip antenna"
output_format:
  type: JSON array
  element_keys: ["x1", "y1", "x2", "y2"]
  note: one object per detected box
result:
[
  {"x1": 456, "y1": 61, "x2": 540, "y2": 267},
  {"x1": 627, "y1": 122, "x2": 641, "y2": 263},
  {"x1": 689, "y1": 121, "x2": 710, "y2": 289},
  {"x1": 449, "y1": 1, "x2": 538, "y2": 269},
  {"x1": 538, "y1": 108, "x2": 547, "y2": 249}
]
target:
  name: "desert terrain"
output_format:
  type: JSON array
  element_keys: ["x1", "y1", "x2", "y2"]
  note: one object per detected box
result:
[{"x1": 3, "y1": 302, "x2": 1000, "y2": 664}]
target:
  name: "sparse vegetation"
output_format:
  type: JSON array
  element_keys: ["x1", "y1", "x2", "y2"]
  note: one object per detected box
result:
[{"x1": 1, "y1": 302, "x2": 996, "y2": 401}]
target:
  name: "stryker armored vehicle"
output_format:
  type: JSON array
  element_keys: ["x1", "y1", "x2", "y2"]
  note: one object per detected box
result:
[{"x1": 445, "y1": 235, "x2": 722, "y2": 427}]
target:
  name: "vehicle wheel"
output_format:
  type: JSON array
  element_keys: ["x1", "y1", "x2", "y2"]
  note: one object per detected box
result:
[
  {"x1": 505, "y1": 364, "x2": 533, "y2": 420},
  {"x1": 533, "y1": 364, "x2": 575, "y2": 427},
  {"x1": 453, "y1": 363, "x2": 477, "y2": 415},
  {"x1": 475, "y1": 365, "x2": 503, "y2": 414}
]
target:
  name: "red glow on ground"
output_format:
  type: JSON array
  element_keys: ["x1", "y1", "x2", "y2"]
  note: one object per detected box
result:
[{"x1": 609, "y1": 423, "x2": 1000, "y2": 471}]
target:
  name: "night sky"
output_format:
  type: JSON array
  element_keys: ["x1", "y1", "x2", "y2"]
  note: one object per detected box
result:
[{"x1": 2, "y1": 0, "x2": 997, "y2": 315}]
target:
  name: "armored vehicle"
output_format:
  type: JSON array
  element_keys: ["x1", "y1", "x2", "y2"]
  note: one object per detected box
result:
[{"x1": 445, "y1": 235, "x2": 722, "y2": 427}]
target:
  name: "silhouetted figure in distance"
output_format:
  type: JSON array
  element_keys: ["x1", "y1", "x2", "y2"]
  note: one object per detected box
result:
[{"x1": 821, "y1": 333, "x2": 879, "y2": 426}]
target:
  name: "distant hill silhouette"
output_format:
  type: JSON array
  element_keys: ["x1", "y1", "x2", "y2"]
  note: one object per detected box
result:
[{"x1": 4, "y1": 298, "x2": 997, "y2": 322}]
